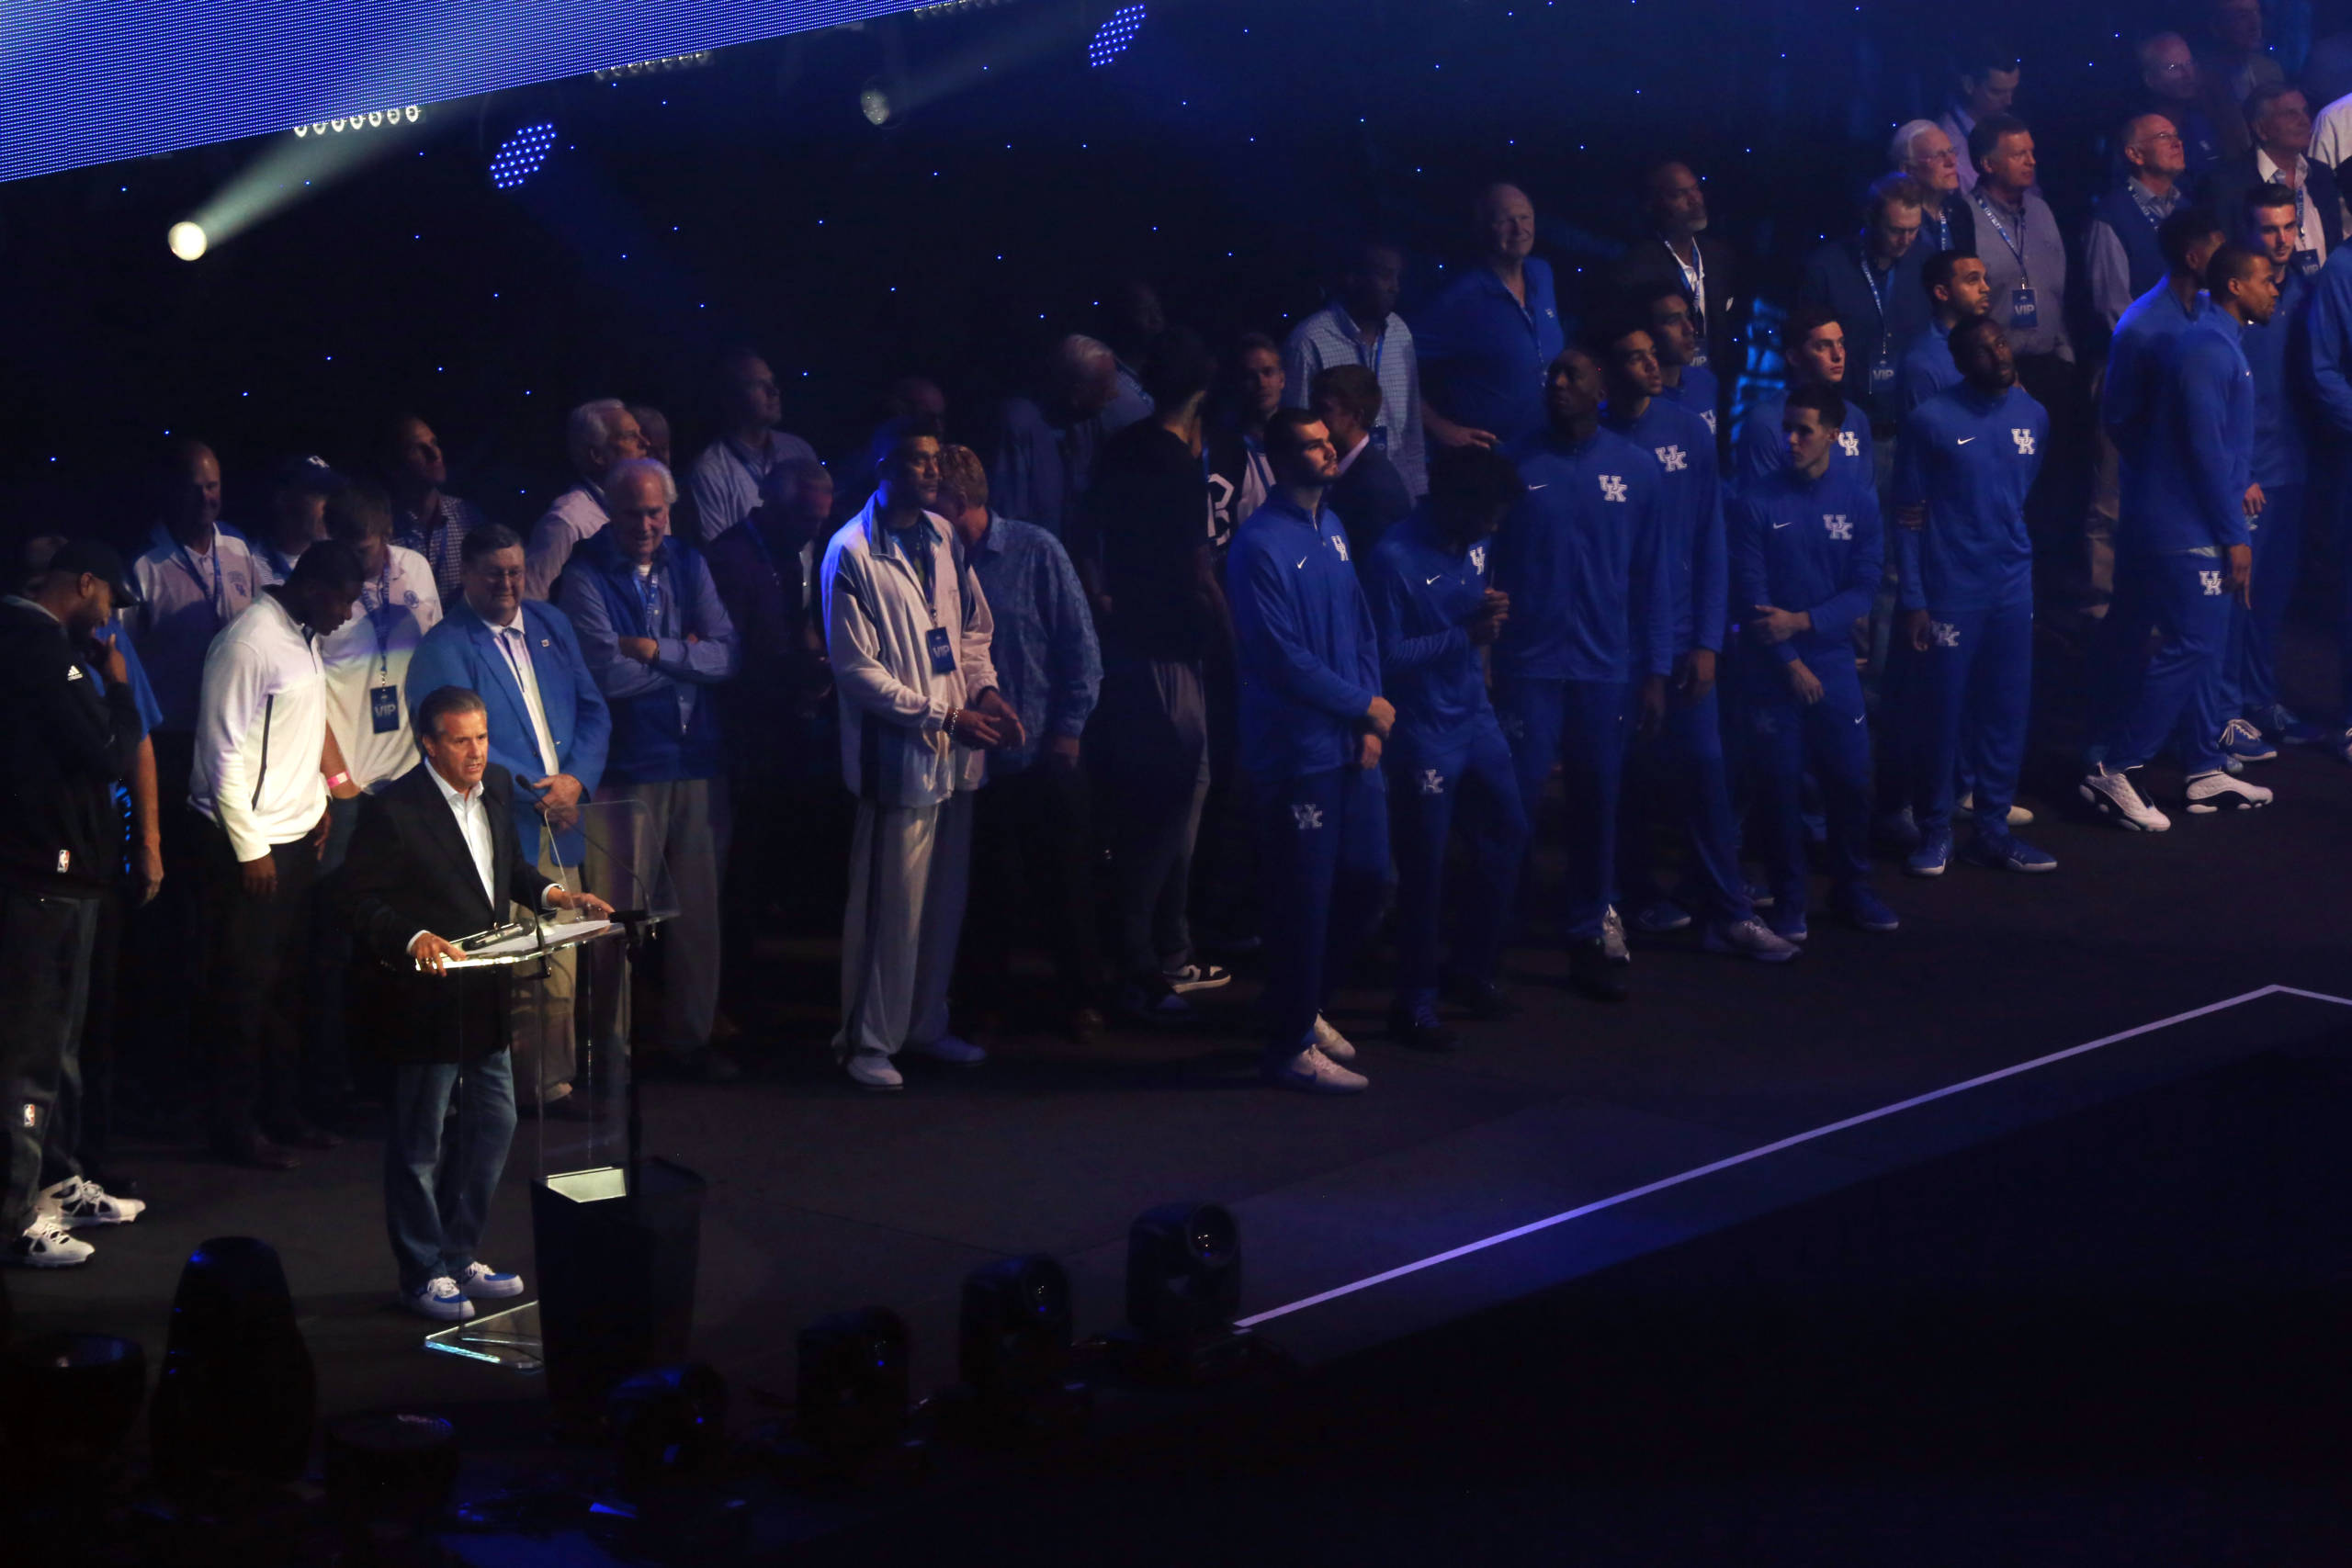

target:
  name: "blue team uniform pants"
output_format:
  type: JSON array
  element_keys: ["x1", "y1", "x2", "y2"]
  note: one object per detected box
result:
[
  {"x1": 2103, "y1": 549, "x2": 2233, "y2": 775},
  {"x1": 1492, "y1": 676, "x2": 1630, "y2": 942},
  {"x1": 1908, "y1": 593, "x2": 2033, "y2": 842},
  {"x1": 2224, "y1": 482, "x2": 2301, "y2": 718},
  {"x1": 1745, "y1": 652, "x2": 1871, "y2": 919},
  {"x1": 1256, "y1": 764, "x2": 1388, "y2": 1066},
  {"x1": 1619, "y1": 684, "x2": 1752, "y2": 924},
  {"x1": 1386, "y1": 723, "x2": 1529, "y2": 1010}
]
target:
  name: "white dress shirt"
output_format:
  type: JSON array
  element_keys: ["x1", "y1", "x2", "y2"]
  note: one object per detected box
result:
[
  {"x1": 2256, "y1": 148, "x2": 2331, "y2": 267},
  {"x1": 486, "y1": 612, "x2": 563, "y2": 778},
  {"x1": 191, "y1": 591, "x2": 329, "y2": 861},
  {"x1": 130, "y1": 525, "x2": 259, "y2": 731},
  {"x1": 427, "y1": 761, "x2": 499, "y2": 910}
]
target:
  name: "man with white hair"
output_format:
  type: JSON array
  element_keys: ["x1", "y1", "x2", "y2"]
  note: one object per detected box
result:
[
  {"x1": 2138, "y1": 32, "x2": 2224, "y2": 177},
  {"x1": 556, "y1": 457, "x2": 741, "y2": 1081},
  {"x1": 1890, "y1": 119, "x2": 1977, "y2": 255},
  {"x1": 525, "y1": 400, "x2": 647, "y2": 600},
  {"x1": 984, "y1": 334, "x2": 1121, "y2": 540}
]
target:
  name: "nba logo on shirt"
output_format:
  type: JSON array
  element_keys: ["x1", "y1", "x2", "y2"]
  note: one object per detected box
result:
[
  {"x1": 1600, "y1": 475, "x2": 1628, "y2": 503},
  {"x1": 1292, "y1": 804, "x2": 1325, "y2": 830},
  {"x1": 1931, "y1": 621, "x2": 1961, "y2": 648},
  {"x1": 1838, "y1": 431, "x2": 1861, "y2": 457},
  {"x1": 1824, "y1": 514, "x2": 1853, "y2": 541},
  {"x1": 2199, "y1": 570, "x2": 2224, "y2": 596},
  {"x1": 1469, "y1": 543, "x2": 1487, "y2": 574},
  {"x1": 1419, "y1": 769, "x2": 1446, "y2": 795},
  {"x1": 2011, "y1": 428, "x2": 2037, "y2": 455},
  {"x1": 1655, "y1": 445, "x2": 1688, "y2": 473}
]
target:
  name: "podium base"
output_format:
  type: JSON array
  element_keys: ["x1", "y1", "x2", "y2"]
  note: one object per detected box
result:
[{"x1": 529, "y1": 1157, "x2": 707, "y2": 1436}]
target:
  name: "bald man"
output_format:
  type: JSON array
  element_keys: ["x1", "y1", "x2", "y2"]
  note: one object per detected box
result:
[{"x1": 1414, "y1": 183, "x2": 1566, "y2": 451}]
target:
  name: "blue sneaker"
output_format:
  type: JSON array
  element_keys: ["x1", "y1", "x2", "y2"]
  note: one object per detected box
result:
[
  {"x1": 1959, "y1": 832, "x2": 2057, "y2": 874},
  {"x1": 2218, "y1": 717, "x2": 2278, "y2": 764},
  {"x1": 1873, "y1": 805, "x2": 1921, "y2": 852},
  {"x1": 1834, "y1": 886, "x2": 1900, "y2": 932},
  {"x1": 1904, "y1": 825, "x2": 1953, "y2": 878},
  {"x1": 1628, "y1": 897, "x2": 1693, "y2": 935},
  {"x1": 2250, "y1": 703, "x2": 2327, "y2": 748}
]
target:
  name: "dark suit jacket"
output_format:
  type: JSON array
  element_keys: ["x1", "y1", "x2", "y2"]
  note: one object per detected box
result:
[
  {"x1": 2200, "y1": 153, "x2": 2346, "y2": 257},
  {"x1": 339, "y1": 761, "x2": 555, "y2": 1064},
  {"x1": 1329, "y1": 443, "x2": 1415, "y2": 557},
  {"x1": 1605, "y1": 231, "x2": 1742, "y2": 372}
]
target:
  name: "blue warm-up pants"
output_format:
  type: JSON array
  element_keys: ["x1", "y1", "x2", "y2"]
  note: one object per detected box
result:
[
  {"x1": 1386, "y1": 723, "x2": 1530, "y2": 1010},
  {"x1": 1256, "y1": 764, "x2": 1388, "y2": 1066},
  {"x1": 1746, "y1": 651, "x2": 1871, "y2": 918},
  {"x1": 2224, "y1": 482, "x2": 2302, "y2": 718},
  {"x1": 1619, "y1": 684, "x2": 1752, "y2": 924},
  {"x1": 1492, "y1": 676, "x2": 1630, "y2": 942},
  {"x1": 1908, "y1": 594, "x2": 2033, "y2": 842},
  {"x1": 2102, "y1": 549, "x2": 2233, "y2": 775}
]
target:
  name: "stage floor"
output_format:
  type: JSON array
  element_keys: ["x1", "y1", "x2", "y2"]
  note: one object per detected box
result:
[{"x1": 16, "y1": 720, "x2": 2352, "y2": 1449}]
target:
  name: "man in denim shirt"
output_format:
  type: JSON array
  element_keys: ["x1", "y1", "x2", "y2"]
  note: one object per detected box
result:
[{"x1": 935, "y1": 446, "x2": 1103, "y2": 1039}]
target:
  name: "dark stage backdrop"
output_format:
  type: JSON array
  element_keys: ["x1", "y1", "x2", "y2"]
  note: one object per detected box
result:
[{"x1": 0, "y1": 0, "x2": 2336, "y2": 544}]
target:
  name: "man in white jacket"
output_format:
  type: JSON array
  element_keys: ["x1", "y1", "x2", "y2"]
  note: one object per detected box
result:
[{"x1": 821, "y1": 424, "x2": 1025, "y2": 1090}]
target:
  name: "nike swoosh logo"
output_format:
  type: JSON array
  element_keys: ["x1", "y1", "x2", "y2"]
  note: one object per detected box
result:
[
  {"x1": 1525, "y1": 483, "x2": 1548, "y2": 491},
  {"x1": 1772, "y1": 519, "x2": 1795, "y2": 529},
  {"x1": 1295, "y1": 558, "x2": 1308, "y2": 570},
  {"x1": 1425, "y1": 574, "x2": 1443, "y2": 585},
  {"x1": 1957, "y1": 437, "x2": 1974, "y2": 445}
]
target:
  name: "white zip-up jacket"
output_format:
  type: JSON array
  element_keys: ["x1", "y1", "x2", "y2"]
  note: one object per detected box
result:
[
  {"x1": 821, "y1": 497, "x2": 999, "y2": 808},
  {"x1": 190, "y1": 591, "x2": 329, "y2": 860}
]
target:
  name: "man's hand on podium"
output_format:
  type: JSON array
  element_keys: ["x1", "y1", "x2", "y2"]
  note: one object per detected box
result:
[
  {"x1": 547, "y1": 887, "x2": 615, "y2": 919},
  {"x1": 411, "y1": 932, "x2": 467, "y2": 975}
]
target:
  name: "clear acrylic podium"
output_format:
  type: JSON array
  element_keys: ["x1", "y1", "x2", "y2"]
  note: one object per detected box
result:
[{"x1": 424, "y1": 797, "x2": 709, "y2": 1423}]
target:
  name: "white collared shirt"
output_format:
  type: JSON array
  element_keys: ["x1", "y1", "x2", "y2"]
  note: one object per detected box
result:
[
  {"x1": 1334, "y1": 432, "x2": 1373, "y2": 478},
  {"x1": 131, "y1": 525, "x2": 259, "y2": 731},
  {"x1": 425, "y1": 761, "x2": 499, "y2": 910},
  {"x1": 2256, "y1": 148, "x2": 2330, "y2": 266},
  {"x1": 485, "y1": 610, "x2": 563, "y2": 777},
  {"x1": 322, "y1": 545, "x2": 442, "y2": 791}
]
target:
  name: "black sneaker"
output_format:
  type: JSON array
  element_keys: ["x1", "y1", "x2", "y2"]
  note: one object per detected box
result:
[
  {"x1": 1116, "y1": 980, "x2": 1194, "y2": 1029},
  {"x1": 1568, "y1": 938, "x2": 1630, "y2": 1002},
  {"x1": 1387, "y1": 1002, "x2": 1462, "y2": 1054}
]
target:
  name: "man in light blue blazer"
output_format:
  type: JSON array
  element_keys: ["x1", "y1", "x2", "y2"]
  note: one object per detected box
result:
[{"x1": 405, "y1": 523, "x2": 610, "y2": 1109}]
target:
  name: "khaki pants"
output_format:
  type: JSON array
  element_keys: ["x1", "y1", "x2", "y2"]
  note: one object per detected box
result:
[{"x1": 835, "y1": 792, "x2": 974, "y2": 1060}]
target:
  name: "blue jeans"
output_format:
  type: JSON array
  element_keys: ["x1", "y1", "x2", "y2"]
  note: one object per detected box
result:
[
  {"x1": 385, "y1": 1049, "x2": 517, "y2": 1292},
  {"x1": 1386, "y1": 723, "x2": 1528, "y2": 1010},
  {"x1": 0, "y1": 888, "x2": 98, "y2": 1236}
]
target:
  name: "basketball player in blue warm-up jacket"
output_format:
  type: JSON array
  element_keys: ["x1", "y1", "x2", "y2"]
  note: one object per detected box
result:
[
  {"x1": 1595, "y1": 318, "x2": 1798, "y2": 964},
  {"x1": 2082, "y1": 244, "x2": 2277, "y2": 828},
  {"x1": 1226, "y1": 409, "x2": 1388, "y2": 1095},
  {"x1": 1728, "y1": 382, "x2": 1900, "y2": 939},
  {"x1": 1362, "y1": 447, "x2": 1532, "y2": 1053},
  {"x1": 1733, "y1": 303, "x2": 1876, "y2": 495},
  {"x1": 1490, "y1": 345, "x2": 1672, "y2": 1002},
  {"x1": 1890, "y1": 317, "x2": 2054, "y2": 877}
]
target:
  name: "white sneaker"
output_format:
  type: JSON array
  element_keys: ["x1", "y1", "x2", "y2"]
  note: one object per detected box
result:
[
  {"x1": 399, "y1": 1277, "x2": 474, "y2": 1322},
  {"x1": 39, "y1": 1176, "x2": 145, "y2": 1228},
  {"x1": 1163, "y1": 962, "x2": 1233, "y2": 993},
  {"x1": 2185, "y1": 770, "x2": 2272, "y2": 814},
  {"x1": 1266, "y1": 1045, "x2": 1368, "y2": 1094},
  {"x1": 456, "y1": 1260, "x2": 526, "y2": 1299},
  {"x1": 1310, "y1": 1014, "x2": 1358, "y2": 1062},
  {"x1": 2079, "y1": 765, "x2": 2170, "y2": 831},
  {"x1": 909, "y1": 1033, "x2": 987, "y2": 1066},
  {"x1": 1701, "y1": 917, "x2": 1801, "y2": 964},
  {"x1": 1601, "y1": 905, "x2": 1632, "y2": 964},
  {"x1": 6, "y1": 1215, "x2": 95, "y2": 1268},
  {"x1": 844, "y1": 1050, "x2": 904, "y2": 1090}
]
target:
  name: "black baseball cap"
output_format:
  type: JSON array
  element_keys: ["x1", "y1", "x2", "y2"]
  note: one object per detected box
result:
[{"x1": 46, "y1": 539, "x2": 140, "y2": 606}]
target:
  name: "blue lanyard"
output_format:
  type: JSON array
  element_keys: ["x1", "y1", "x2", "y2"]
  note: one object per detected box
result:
[
  {"x1": 1857, "y1": 252, "x2": 1893, "y2": 355},
  {"x1": 1971, "y1": 191, "x2": 2030, "y2": 277},
  {"x1": 175, "y1": 542, "x2": 225, "y2": 621},
  {"x1": 631, "y1": 565, "x2": 662, "y2": 633},
  {"x1": 360, "y1": 559, "x2": 397, "y2": 678}
]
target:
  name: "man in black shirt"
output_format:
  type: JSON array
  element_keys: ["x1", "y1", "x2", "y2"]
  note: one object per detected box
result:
[
  {"x1": 1312, "y1": 365, "x2": 1414, "y2": 555},
  {"x1": 1078, "y1": 328, "x2": 1235, "y2": 1022},
  {"x1": 1, "y1": 541, "x2": 146, "y2": 1268}
]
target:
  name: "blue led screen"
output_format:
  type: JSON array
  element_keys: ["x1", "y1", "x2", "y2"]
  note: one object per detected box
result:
[{"x1": 0, "y1": 0, "x2": 933, "y2": 185}]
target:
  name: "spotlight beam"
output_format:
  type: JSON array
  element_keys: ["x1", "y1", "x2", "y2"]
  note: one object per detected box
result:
[{"x1": 175, "y1": 109, "x2": 431, "y2": 256}]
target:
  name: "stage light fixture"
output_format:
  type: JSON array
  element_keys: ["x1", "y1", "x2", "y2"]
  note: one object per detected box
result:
[
  {"x1": 292, "y1": 106, "x2": 422, "y2": 139},
  {"x1": 609, "y1": 1363, "x2": 729, "y2": 1495},
  {"x1": 1089, "y1": 4, "x2": 1146, "y2": 67},
  {"x1": 490, "y1": 122, "x2": 559, "y2": 190},
  {"x1": 796, "y1": 1307, "x2": 910, "y2": 1461},
  {"x1": 959, "y1": 1256, "x2": 1074, "y2": 1401},
  {"x1": 1126, "y1": 1201, "x2": 1241, "y2": 1339},
  {"x1": 859, "y1": 79, "x2": 895, "y2": 126},
  {"x1": 167, "y1": 220, "x2": 208, "y2": 261},
  {"x1": 150, "y1": 1237, "x2": 318, "y2": 1494}
]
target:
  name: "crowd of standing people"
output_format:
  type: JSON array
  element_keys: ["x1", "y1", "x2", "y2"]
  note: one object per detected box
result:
[{"x1": 6, "y1": 8, "x2": 2351, "y2": 1321}]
